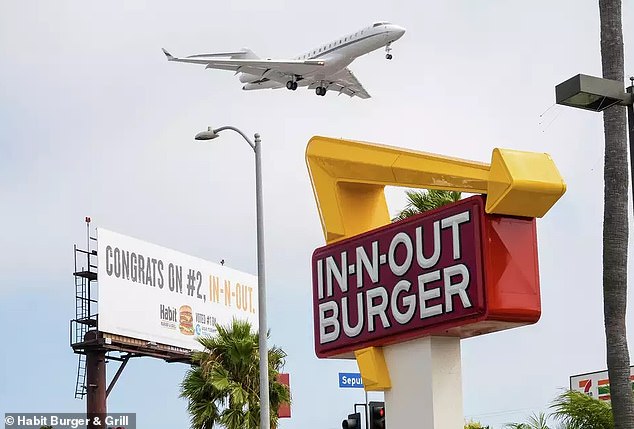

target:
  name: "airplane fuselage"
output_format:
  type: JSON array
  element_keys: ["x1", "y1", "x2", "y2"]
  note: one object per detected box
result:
[
  {"x1": 164, "y1": 21, "x2": 405, "y2": 98},
  {"x1": 239, "y1": 22, "x2": 405, "y2": 88}
]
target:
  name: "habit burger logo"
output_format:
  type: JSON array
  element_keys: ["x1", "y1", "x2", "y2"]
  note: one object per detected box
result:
[
  {"x1": 179, "y1": 305, "x2": 194, "y2": 336},
  {"x1": 311, "y1": 196, "x2": 487, "y2": 358}
]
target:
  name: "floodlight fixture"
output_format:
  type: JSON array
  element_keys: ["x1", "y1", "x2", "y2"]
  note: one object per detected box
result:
[{"x1": 555, "y1": 74, "x2": 632, "y2": 112}]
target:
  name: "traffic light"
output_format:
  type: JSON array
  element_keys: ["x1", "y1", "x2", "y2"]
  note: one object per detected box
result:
[
  {"x1": 369, "y1": 401, "x2": 385, "y2": 429},
  {"x1": 342, "y1": 412, "x2": 361, "y2": 429}
]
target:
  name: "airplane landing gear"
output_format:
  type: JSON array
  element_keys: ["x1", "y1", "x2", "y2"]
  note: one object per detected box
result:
[
  {"x1": 315, "y1": 86, "x2": 326, "y2": 96},
  {"x1": 385, "y1": 43, "x2": 393, "y2": 60},
  {"x1": 286, "y1": 80, "x2": 298, "y2": 90}
]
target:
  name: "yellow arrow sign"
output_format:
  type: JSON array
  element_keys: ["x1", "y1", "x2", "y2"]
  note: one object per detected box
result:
[{"x1": 306, "y1": 136, "x2": 566, "y2": 244}]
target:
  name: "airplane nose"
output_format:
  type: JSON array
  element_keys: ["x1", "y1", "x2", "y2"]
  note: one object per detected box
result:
[{"x1": 392, "y1": 25, "x2": 406, "y2": 39}]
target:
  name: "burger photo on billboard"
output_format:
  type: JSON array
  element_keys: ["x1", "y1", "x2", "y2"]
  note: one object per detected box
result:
[{"x1": 179, "y1": 305, "x2": 194, "y2": 336}]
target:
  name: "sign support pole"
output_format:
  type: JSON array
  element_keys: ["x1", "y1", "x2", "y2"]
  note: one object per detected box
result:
[
  {"x1": 383, "y1": 337, "x2": 463, "y2": 429},
  {"x1": 364, "y1": 390, "x2": 369, "y2": 429}
]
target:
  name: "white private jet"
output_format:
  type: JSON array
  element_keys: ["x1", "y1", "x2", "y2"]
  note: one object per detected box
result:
[{"x1": 162, "y1": 22, "x2": 405, "y2": 99}]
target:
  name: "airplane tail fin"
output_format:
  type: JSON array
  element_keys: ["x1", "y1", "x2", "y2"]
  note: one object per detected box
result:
[{"x1": 162, "y1": 48, "x2": 175, "y2": 61}]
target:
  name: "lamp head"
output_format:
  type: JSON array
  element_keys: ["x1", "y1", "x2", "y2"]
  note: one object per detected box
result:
[
  {"x1": 195, "y1": 127, "x2": 220, "y2": 141},
  {"x1": 555, "y1": 74, "x2": 630, "y2": 111}
]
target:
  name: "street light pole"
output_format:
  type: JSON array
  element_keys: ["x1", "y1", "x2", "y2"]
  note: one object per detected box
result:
[
  {"x1": 194, "y1": 126, "x2": 270, "y2": 429},
  {"x1": 253, "y1": 131, "x2": 271, "y2": 429}
]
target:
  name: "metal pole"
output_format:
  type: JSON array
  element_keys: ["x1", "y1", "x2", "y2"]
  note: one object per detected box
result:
[
  {"x1": 86, "y1": 350, "x2": 106, "y2": 429},
  {"x1": 106, "y1": 355, "x2": 131, "y2": 398},
  {"x1": 201, "y1": 126, "x2": 269, "y2": 429},
  {"x1": 627, "y1": 84, "x2": 634, "y2": 216},
  {"x1": 364, "y1": 390, "x2": 369, "y2": 429},
  {"x1": 254, "y1": 133, "x2": 270, "y2": 429},
  {"x1": 86, "y1": 217, "x2": 91, "y2": 320}
]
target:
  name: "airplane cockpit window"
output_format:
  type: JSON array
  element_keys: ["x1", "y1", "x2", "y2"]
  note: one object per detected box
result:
[{"x1": 372, "y1": 21, "x2": 391, "y2": 27}]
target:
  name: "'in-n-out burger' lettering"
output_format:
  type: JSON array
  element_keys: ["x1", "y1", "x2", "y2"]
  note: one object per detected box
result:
[{"x1": 313, "y1": 207, "x2": 478, "y2": 347}]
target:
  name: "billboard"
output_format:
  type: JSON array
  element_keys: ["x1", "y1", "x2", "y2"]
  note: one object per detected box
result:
[
  {"x1": 97, "y1": 228, "x2": 258, "y2": 351},
  {"x1": 571, "y1": 367, "x2": 634, "y2": 401},
  {"x1": 312, "y1": 195, "x2": 541, "y2": 358}
]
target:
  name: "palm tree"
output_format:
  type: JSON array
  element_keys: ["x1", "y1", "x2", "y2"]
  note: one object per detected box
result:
[
  {"x1": 504, "y1": 412, "x2": 550, "y2": 429},
  {"x1": 392, "y1": 189, "x2": 461, "y2": 221},
  {"x1": 464, "y1": 420, "x2": 489, "y2": 428},
  {"x1": 550, "y1": 390, "x2": 613, "y2": 429},
  {"x1": 180, "y1": 319, "x2": 291, "y2": 429},
  {"x1": 598, "y1": 1, "x2": 634, "y2": 427}
]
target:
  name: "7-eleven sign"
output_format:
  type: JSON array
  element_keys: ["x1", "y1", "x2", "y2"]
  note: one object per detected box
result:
[{"x1": 571, "y1": 367, "x2": 634, "y2": 401}]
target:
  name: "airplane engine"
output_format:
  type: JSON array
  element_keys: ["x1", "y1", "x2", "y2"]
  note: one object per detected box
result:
[
  {"x1": 243, "y1": 81, "x2": 282, "y2": 90},
  {"x1": 238, "y1": 73, "x2": 261, "y2": 83}
]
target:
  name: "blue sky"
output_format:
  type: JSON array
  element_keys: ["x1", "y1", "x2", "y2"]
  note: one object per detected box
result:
[{"x1": 1, "y1": 1, "x2": 633, "y2": 428}]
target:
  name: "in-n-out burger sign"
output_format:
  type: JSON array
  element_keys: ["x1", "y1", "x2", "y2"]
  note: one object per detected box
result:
[{"x1": 312, "y1": 195, "x2": 540, "y2": 358}]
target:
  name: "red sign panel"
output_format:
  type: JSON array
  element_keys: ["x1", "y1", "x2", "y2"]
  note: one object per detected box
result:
[
  {"x1": 276, "y1": 373, "x2": 291, "y2": 418},
  {"x1": 312, "y1": 196, "x2": 488, "y2": 358}
]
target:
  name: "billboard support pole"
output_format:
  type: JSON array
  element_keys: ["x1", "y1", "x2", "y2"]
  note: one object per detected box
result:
[{"x1": 86, "y1": 349, "x2": 106, "y2": 429}]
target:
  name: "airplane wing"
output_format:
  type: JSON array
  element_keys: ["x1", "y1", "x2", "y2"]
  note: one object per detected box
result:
[
  {"x1": 162, "y1": 48, "x2": 324, "y2": 76},
  {"x1": 306, "y1": 68, "x2": 371, "y2": 99}
]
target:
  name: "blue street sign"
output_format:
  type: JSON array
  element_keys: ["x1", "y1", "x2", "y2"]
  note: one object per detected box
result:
[{"x1": 339, "y1": 372, "x2": 364, "y2": 388}]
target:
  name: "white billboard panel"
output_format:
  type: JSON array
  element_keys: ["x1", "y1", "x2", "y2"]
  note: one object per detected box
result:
[
  {"x1": 97, "y1": 228, "x2": 258, "y2": 351},
  {"x1": 570, "y1": 366, "x2": 634, "y2": 401}
]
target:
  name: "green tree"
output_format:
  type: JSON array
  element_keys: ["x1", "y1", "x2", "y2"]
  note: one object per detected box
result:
[
  {"x1": 180, "y1": 319, "x2": 291, "y2": 429},
  {"x1": 598, "y1": 1, "x2": 634, "y2": 427},
  {"x1": 504, "y1": 412, "x2": 550, "y2": 429},
  {"x1": 550, "y1": 390, "x2": 613, "y2": 429},
  {"x1": 392, "y1": 189, "x2": 461, "y2": 221},
  {"x1": 464, "y1": 420, "x2": 489, "y2": 428}
]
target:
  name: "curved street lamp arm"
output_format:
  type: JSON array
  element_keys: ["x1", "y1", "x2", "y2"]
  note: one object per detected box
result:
[{"x1": 213, "y1": 126, "x2": 256, "y2": 151}]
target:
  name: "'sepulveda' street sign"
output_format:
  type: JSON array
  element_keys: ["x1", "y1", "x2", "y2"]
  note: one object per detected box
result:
[{"x1": 339, "y1": 372, "x2": 364, "y2": 388}]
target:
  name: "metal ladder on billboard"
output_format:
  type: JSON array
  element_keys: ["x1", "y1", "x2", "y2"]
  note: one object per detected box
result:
[
  {"x1": 75, "y1": 354, "x2": 87, "y2": 399},
  {"x1": 72, "y1": 219, "x2": 98, "y2": 399}
]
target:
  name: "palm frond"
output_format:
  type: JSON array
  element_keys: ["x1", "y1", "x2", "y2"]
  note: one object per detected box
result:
[
  {"x1": 550, "y1": 390, "x2": 613, "y2": 429},
  {"x1": 526, "y1": 412, "x2": 550, "y2": 429},
  {"x1": 392, "y1": 189, "x2": 462, "y2": 221},
  {"x1": 181, "y1": 319, "x2": 291, "y2": 429}
]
